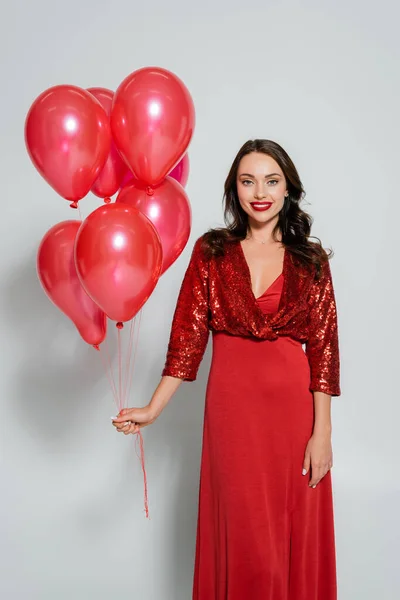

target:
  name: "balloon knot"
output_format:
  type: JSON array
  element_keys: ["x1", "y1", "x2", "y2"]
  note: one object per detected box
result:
[
  {"x1": 116, "y1": 322, "x2": 124, "y2": 330},
  {"x1": 93, "y1": 344, "x2": 100, "y2": 351},
  {"x1": 104, "y1": 197, "x2": 111, "y2": 204},
  {"x1": 146, "y1": 186, "x2": 154, "y2": 196},
  {"x1": 70, "y1": 201, "x2": 78, "y2": 209}
]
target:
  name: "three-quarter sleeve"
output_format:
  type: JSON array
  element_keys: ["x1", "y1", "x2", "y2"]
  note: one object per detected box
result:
[
  {"x1": 305, "y1": 259, "x2": 341, "y2": 396},
  {"x1": 162, "y1": 237, "x2": 210, "y2": 381}
]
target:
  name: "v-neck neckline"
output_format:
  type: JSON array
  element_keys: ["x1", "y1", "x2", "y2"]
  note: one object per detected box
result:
[
  {"x1": 255, "y1": 272, "x2": 283, "y2": 300},
  {"x1": 236, "y1": 240, "x2": 288, "y2": 308}
]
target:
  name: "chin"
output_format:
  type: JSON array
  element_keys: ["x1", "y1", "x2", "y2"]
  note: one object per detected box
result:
[{"x1": 248, "y1": 210, "x2": 279, "y2": 224}]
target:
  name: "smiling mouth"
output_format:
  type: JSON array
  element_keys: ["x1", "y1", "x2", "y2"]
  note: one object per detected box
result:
[{"x1": 250, "y1": 202, "x2": 273, "y2": 211}]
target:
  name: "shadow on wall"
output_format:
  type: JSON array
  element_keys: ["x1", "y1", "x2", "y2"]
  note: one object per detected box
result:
[{"x1": 4, "y1": 254, "x2": 109, "y2": 449}]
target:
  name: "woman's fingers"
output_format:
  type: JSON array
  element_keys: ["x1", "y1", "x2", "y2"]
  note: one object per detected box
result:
[
  {"x1": 123, "y1": 422, "x2": 141, "y2": 435},
  {"x1": 111, "y1": 418, "x2": 142, "y2": 435},
  {"x1": 309, "y1": 465, "x2": 330, "y2": 488},
  {"x1": 309, "y1": 466, "x2": 323, "y2": 487},
  {"x1": 113, "y1": 408, "x2": 142, "y2": 423},
  {"x1": 112, "y1": 407, "x2": 155, "y2": 435},
  {"x1": 115, "y1": 420, "x2": 131, "y2": 432},
  {"x1": 123, "y1": 422, "x2": 134, "y2": 435}
]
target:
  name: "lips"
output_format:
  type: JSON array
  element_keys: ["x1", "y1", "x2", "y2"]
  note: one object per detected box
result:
[{"x1": 250, "y1": 202, "x2": 273, "y2": 212}]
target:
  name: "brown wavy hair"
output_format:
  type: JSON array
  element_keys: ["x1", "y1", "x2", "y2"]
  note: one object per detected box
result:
[{"x1": 202, "y1": 139, "x2": 331, "y2": 276}]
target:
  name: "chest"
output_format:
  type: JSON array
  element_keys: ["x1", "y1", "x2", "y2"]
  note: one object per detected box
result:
[{"x1": 239, "y1": 241, "x2": 285, "y2": 299}]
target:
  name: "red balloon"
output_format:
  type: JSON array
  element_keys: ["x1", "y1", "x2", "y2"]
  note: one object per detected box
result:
[
  {"x1": 121, "y1": 153, "x2": 190, "y2": 190},
  {"x1": 87, "y1": 87, "x2": 128, "y2": 199},
  {"x1": 111, "y1": 67, "x2": 195, "y2": 187},
  {"x1": 117, "y1": 177, "x2": 191, "y2": 274},
  {"x1": 75, "y1": 204, "x2": 163, "y2": 322},
  {"x1": 25, "y1": 85, "x2": 111, "y2": 205},
  {"x1": 168, "y1": 153, "x2": 190, "y2": 187},
  {"x1": 37, "y1": 220, "x2": 107, "y2": 346}
]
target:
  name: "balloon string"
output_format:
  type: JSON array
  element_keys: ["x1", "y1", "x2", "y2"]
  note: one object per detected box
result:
[
  {"x1": 126, "y1": 308, "x2": 147, "y2": 518},
  {"x1": 100, "y1": 312, "x2": 148, "y2": 519},
  {"x1": 103, "y1": 338, "x2": 120, "y2": 411},
  {"x1": 98, "y1": 345, "x2": 119, "y2": 411},
  {"x1": 135, "y1": 431, "x2": 150, "y2": 519},
  {"x1": 117, "y1": 328, "x2": 123, "y2": 410},
  {"x1": 122, "y1": 318, "x2": 136, "y2": 406},
  {"x1": 126, "y1": 308, "x2": 143, "y2": 405},
  {"x1": 78, "y1": 205, "x2": 83, "y2": 222}
]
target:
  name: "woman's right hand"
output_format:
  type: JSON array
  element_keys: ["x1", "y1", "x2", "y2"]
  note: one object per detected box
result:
[{"x1": 112, "y1": 405, "x2": 158, "y2": 435}]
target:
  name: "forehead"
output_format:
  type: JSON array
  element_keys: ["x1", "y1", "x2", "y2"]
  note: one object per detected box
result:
[{"x1": 237, "y1": 152, "x2": 283, "y2": 176}]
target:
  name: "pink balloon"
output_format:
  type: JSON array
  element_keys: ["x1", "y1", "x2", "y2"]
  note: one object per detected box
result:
[
  {"x1": 87, "y1": 87, "x2": 128, "y2": 199},
  {"x1": 121, "y1": 153, "x2": 190, "y2": 191},
  {"x1": 168, "y1": 153, "x2": 190, "y2": 187},
  {"x1": 25, "y1": 85, "x2": 111, "y2": 205},
  {"x1": 75, "y1": 204, "x2": 163, "y2": 323},
  {"x1": 111, "y1": 67, "x2": 195, "y2": 187},
  {"x1": 37, "y1": 220, "x2": 107, "y2": 346},
  {"x1": 116, "y1": 176, "x2": 191, "y2": 274}
]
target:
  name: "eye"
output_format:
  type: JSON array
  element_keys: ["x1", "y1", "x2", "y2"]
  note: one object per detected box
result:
[
  {"x1": 241, "y1": 179, "x2": 253, "y2": 186},
  {"x1": 267, "y1": 179, "x2": 278, "y2": 185}
]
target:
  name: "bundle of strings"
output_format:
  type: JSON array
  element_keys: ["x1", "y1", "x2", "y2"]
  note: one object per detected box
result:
[{"x1": 98, "y1": 310, "x2": 150, "y2": 519}]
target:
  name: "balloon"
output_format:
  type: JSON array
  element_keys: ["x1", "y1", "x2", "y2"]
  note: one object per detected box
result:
[
  {"x1": 168, "y1": 153, "x2": 190, "y2": 187},
  {"x1": 121, "y1": 153, "x2": 190, "y2": 190},
  {"x1": 87, "y1": 87, "x2": 128, "y2": 199},
  {"x1": 111, "y1": 67, "x2": 195, "y2": 187},
  {"x1": 75, "y1": 204, "x2": 163, "y2": 322},
  {"x1": 117, "y1": 176, "x2": 191, "y2": 274},
  {"x1": 37, "y1": 220, "x2": 107, "y2": 346},
  {"x1": 25, "y1": 85, "x2": 111, "y2": 206}
]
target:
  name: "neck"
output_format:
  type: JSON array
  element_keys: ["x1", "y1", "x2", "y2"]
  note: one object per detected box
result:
[{"x1": 247, "y1": 216, "x2": 281, "y2": 244}]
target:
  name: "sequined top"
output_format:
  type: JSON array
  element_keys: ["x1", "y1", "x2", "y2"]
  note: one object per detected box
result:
[{"x1": 162, "y1": 235, "x2": 341, "y2": 396}]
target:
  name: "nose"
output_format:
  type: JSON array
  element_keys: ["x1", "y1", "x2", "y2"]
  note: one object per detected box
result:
[{"x1": 254, "y1": 188, "x2": 266, "y2": 199}]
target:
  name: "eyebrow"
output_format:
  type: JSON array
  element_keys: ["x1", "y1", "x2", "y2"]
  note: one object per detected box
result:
[{"x1": 238, "y1": 172, "x2": 282, "y2": 178}]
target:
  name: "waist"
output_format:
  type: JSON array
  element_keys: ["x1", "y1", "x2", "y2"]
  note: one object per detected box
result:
[{"x1": 212, "y1": 330, "x2": 303, "y2": 345}]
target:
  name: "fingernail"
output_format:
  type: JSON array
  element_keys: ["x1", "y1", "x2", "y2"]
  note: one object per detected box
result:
[
  {"x1": 302, "y1": 468, "x2": 307, "y2": 476},
  {"x1": 111, "y1": 416, "x2": 117, "y2": 420},
  {"x1": 311, "y1": 485, "x2": 316, "y2": 489}
]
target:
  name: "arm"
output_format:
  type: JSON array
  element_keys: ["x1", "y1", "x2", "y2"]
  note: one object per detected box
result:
[
  {"x1": 148, "y1": 374, "x2": 184, "y2": 419},
  {"x1": 302, "y1": 259, "x2": 339, "y2": 486},
  {"x1": 313, "y1": 391, "x2": 332, "y2": 434},
  {"x1": 305, "y1": 258, "x2": 341, "y2": 398},
  {"x1": 303, "y1": 390, "x2": 334, "y2": 487},
  {"x1": 161, "y1": 236, "x2": 210, "y2": 381},
  {"x1": 114, "y1": 375, "x2": 184, "y2": 434}
]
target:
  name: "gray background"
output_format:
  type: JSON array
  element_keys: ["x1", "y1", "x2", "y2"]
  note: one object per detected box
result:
[{"x1": 1, "y1": 0, "x2": 399, "y2": 598}]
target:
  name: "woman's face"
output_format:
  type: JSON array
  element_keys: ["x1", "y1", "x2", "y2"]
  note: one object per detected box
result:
[{"x1": 236, "y1": 152, "x2": 288, "y2": 226}]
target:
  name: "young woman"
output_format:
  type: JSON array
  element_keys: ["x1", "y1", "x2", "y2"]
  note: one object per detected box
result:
[{"x1": 113, "y1": 139, "x2": 341, "y2": 600}]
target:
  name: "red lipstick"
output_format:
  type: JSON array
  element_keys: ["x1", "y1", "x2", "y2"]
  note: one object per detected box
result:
[{"x1": 250, "y1": 202, "x2": 273, "y2": 212}]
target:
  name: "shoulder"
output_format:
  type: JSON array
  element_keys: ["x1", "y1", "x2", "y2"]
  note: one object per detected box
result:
[
  {"x1": 190, "y1": 230, "x2": 236, "y2": 266},
  {"x1": 188, "y1": 234, "x2": 212, "y2": 265},
  {"x1": 308, "y1": 240, "x2": 333, "y2": 280},
  {"x1": 199, "y1": 228, "x2": 237, "y2": 259},
  {"x1": 193, "y1": 233, "x2": 209, "y2": 253}
]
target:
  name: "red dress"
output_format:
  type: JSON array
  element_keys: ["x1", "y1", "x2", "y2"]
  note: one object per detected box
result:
[
  {"x1": 193, "y1": 274, "x2": 337, "y2": 600},
  {"x1": 162, "y1": 237, "x2": 340, "y2": 600}
]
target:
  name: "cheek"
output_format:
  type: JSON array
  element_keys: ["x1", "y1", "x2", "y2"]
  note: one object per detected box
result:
[
  {"x1": 237, "y1": 185, "x2": 252, "y2": 205},
  {"x1": 238, "y1": 188, "x2": 253, "y2": 213},
  {"x1": 270, "y1": 184, "x2": 285, "y2": 197},
  {"x1": 237, "y1": 197, "x2": 251, "y2": 214},
  {"x1": 271, "y1": 186, "x2": 286, "y2": 206}
]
